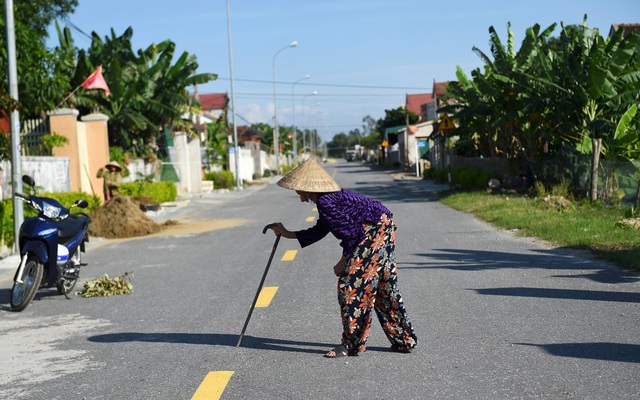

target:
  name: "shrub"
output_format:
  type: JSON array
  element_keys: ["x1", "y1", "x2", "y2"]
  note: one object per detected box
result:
[
  {"x1": 120, "y1": 181, "x2": 177, "y2": 203},
  {"x1": 205, "y1": 170, "x2": 236, "y2": 189},
  {"x1": 423, "y1": 167, "x2": 449, "y2": 183},
  {"x1": 424, "y1": 167, "x2": 494, "y2": 189},
  {"x1": 0, "y1": 199, "x2": 11, "y2": 248},
  {"x1": 452, "y1": 167, "x2": 495, "y2": 190},
  {"x1": 532, "y1": 181, "x2": 547, "y2": 198}
]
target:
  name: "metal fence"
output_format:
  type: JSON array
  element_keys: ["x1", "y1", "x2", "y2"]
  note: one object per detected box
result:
[
  {"x1": 531, "y1": 146, "x2": 639, "y2": 206},
  {"x1": 21, "y1": 118, "x2": 50, "y2": 156}
]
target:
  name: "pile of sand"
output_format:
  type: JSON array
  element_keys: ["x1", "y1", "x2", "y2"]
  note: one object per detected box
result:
[{"x1": 89, "y1": 196, "x2": 169, "y2": 239}]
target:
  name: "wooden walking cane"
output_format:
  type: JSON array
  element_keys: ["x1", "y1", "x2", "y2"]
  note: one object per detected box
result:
[{"x1": 236, "y1": 223, "x2": 280, "y2": 347}]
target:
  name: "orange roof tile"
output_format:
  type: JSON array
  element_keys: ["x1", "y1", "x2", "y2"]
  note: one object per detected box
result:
[
  {"x1": 433, "y1": 82, "x2": 448, "y2": 97},
  {"x1": 195, "y1": 93, "x2": 229, "y2": 111},
  {"x1": 406, "y1": 93, "x2": 434, "y2": 115}
]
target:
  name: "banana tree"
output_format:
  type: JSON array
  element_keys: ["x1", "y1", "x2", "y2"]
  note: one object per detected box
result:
[
  {"x1": 539, "y1": 19, "x2": 640, "y2": 201},
  {"x1": 70, "y1": 28, "x2": 216, "y2": 157},
  {"x1": 578, "y1": 104, "x2": 639, "y2": 203}
]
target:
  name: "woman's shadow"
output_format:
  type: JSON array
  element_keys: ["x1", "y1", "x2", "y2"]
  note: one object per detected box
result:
[{"x1": 88, "y1": 332, "x2": 394, "y2": 355}]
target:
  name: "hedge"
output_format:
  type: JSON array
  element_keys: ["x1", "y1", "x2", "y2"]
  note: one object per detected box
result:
[{"x1": 119, "y1": 181, "x2": 177, "y2": 203}]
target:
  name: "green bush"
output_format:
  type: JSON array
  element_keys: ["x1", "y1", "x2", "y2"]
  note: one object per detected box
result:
[
  {"x1": 281, "y1": 164, "x2": 293, "y2": 175},
  {"x1": 452, "y1": 167, "x2": 495, "y2": 190},
  {"x1": 120, "y1": 181, "x2": 177, "y2": 203},
  {"x1": 0, "y1": 199, "x2": 12, "y2": 248},
  {"x1": 423, "y1": 167, "x2": 449, "y2": 183},
  {"x1": 205, "y1": 170, "x2": 235, "y2": 189},
  {"x1": 424, "y1": 167, "x2": 494, "y2": 189}
]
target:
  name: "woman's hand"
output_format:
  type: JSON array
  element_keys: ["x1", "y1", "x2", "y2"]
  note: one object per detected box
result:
[
  {"x1": 270, "y1": 223, "x2": 296, "y2": 239},
  {"x1": 333, "y1": 256, "x2": 347, "y2": 277}
]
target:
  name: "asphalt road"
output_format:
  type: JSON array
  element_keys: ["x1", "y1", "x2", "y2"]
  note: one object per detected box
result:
[{"x1": 1, "y1": 160, "x2": 639, "y2": 400}]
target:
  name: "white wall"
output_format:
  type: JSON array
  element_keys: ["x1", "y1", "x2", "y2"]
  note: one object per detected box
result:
[{"x1": 1, "y1": 157, "x2": 71, "y2": 200}]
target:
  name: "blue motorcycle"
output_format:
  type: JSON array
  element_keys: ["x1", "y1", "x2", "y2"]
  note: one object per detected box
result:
[{"x1": 11, "y1": 175, "x2": 91, "y2": 311}]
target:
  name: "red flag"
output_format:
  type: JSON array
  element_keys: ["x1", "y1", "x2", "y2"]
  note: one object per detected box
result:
[{"x1": 80, "y1": 65, "x2": 110, "y2": 97}]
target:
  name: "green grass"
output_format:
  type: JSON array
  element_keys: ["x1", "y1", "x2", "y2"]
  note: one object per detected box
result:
[{"x1": 439, "y1": 191, "x2": 640, "y2": 271}]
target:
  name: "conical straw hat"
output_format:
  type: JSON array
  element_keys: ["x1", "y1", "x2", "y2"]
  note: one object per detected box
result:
[
  {"x1": 106, "y1": 161, "x2": 122, "y2": 171},
  {"x1": 277, "y1": 158, "x2": 340, "y2": 193}
]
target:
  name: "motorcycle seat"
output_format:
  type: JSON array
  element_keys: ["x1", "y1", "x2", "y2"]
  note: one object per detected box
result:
[{"x1": 58, "y1": 214, "x2": 90, "y2": 244}]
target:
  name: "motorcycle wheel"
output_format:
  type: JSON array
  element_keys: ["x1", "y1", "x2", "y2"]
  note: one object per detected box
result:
[
  {"x1": 10, "y1": 255, "x2": 43, "y2": 312},
  {"x1": 57, "y1": 250, "x2": 80, "y2": 295}
]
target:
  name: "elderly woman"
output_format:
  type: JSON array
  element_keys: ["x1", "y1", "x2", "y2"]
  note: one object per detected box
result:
[
  {"x1": 96, "y1": 161, "x2": 124, "y2": 201},
  {"x1": 270, "y1": 158, "x2": 417, "y2": 358}
]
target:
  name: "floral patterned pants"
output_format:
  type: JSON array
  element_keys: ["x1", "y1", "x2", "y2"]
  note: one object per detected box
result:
[{"x1": 337, "y1": 214, "x2": 418, "y2": 354}]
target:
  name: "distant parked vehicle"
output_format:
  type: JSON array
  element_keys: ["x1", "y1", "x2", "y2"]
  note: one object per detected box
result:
[{"x1": 345, "y1": 150, "x2": 357, "y2": 162}]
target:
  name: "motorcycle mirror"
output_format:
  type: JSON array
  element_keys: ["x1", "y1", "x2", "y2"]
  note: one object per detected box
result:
[
  {"x1": 75, "y1": 199, "x2": 89, "y2": 209},
  {"x1": 22, "y1": 175, "x2": 35, "y2": 187}
]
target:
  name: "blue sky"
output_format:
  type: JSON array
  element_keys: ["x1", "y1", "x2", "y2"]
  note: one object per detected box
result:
[{"x1": 49, "y1": 0, "x2": 640, "y2": 142}]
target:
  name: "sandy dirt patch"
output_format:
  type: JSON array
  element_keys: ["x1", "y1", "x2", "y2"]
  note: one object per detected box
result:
[{"x1": 88, "y1": 196, "x2": 248, "y2": 240}]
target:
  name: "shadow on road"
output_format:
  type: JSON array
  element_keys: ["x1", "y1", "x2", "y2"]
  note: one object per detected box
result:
[
  {"x1": 0, "y1": 286, "x2": 77, "y2": 312},
  {"x1": 402, "y1": 248, "x2": 640, "y2": 285},
  {"x1": 470, "y1": 287, "x2": 640, "y2": 304},
  {"x1": 515, "y1": 342, "x2": 640, "y2": 363},
  {"x1": 87, "y1": 332, "x2": 397, "y2": 355}
]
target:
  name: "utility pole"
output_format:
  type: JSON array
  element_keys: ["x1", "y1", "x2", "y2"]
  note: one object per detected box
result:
[
  {"x1": 226, "y1": 0, "x2": 242, "y2": 189},
  {"x1": 5, "y1": 0, "x2": 23, "y2": 251}
]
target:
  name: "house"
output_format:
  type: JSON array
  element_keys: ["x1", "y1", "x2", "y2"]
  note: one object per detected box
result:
[
  {"x1": 609, "y1": 23, "x2": 640, "y2": 38},
  {"x1": 195, "y1": 92, "x2": 229, "y2": 123},
  {"x1": 386, "y1": 85, "x2": 448, "y2": 173},
  {"x1": 237, "y1": 126, "x2": 264, "y2": 146},
  {"x1": 406, "y1": 93, "x2": 434, "y2": 122},
  {"x1": 184, "y1": 92, "x2": 230, "y2": 138}
]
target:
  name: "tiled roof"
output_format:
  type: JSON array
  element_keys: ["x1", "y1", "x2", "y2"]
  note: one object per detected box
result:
[
  {"x1": 238, "y1": 126, "x2": 264, "y2": 138},
  {"x1": 195, "y1": 93, "x2": 229, "y2": 111},
  {"x1": 406, "y1": 93, "x2": 434, "y2": 115},
  {"x1": 609, "y1": 23, "x2": 640, "y2": 38},
  {"x1": 433, "y1": 82, "x2": 448, "y2": 97}
]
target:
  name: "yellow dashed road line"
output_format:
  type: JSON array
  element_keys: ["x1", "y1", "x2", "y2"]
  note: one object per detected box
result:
[
  {"x1": 256, "y1": 286, "x2": 278, "y2": 307},
  {"x1": 191, "y1": 371, "x2": 234, "y2": 400},
  {"x1": 192, "y1": 219, "x2": 305, "y2": 399},
  {"x1": 306, "y1": 216, "x2": 315, "y2": 222},
  {"x1": 281, "y1": 250, "x2": 297, "y2": 261}
]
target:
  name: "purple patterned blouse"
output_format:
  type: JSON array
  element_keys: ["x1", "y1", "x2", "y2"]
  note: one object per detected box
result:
[{"x1": 295, "y1": 189, "x2": 392, "y2": 258}]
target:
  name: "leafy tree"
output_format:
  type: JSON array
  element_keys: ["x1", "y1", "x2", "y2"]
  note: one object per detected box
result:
[
  {"x1": 251, "y1": 122, "x2": 274, "y2": 149},
  {"x1": 375, "y1": 107, "x2": 418, "y2": 134},
  {"x1": 441, "y1": 22, "x2": 557, "y2": 161},
  {"x1": 0, "y1": 1, "x2": 78, "y2": 118},
  {"x1": 204, "y1": 117, "x2": 228, "y2": 168},
  {"x1": 361, "y1": 115, "x2": 377, "y2": 136},
  {"x1": 442, "y1": 17, "x2": 640, "y2": 202},
  {"x1": 538, "y1": 20, "x2": 640, "y2": 200},
  {"x1": 65, "y1": 27, "x2": 216, "y2": 158}
]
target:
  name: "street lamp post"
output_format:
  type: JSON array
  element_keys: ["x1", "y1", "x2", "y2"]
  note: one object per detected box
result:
[
  {"x1": 272, "y1": 40, "x2": 297, "y2": 175},
  {"x1": 291, "y1": 74, "x2": 309, "y2": 166},
  {"x1": 226, "y1": 0, "x2": 242, "y2": 189},
  {"x1": 301, "y1": 91, "x2": 317, "y2": 157}
]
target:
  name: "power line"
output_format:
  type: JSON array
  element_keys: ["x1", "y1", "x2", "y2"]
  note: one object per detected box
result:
[
  {"x1": 216, "y1": 77, "x2": 431, "y2": 91},
  {"x1": 62, "y1": 18, "x2": 92, "y2": 40}
]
